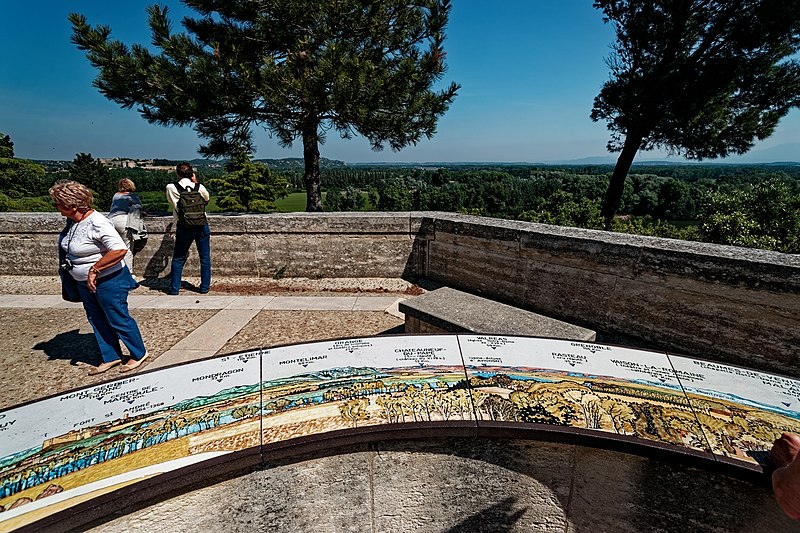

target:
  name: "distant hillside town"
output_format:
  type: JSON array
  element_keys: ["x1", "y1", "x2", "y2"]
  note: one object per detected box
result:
[
  {"x1": 91, "y1": 157, "x2": 346, "y2": 172},
  {"x1": 98, "y1": 158, "x2": 174, "y2": 171}
]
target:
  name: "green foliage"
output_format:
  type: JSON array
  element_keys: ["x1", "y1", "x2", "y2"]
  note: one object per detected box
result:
[
  {"x1": 68, "y1": 153, "x2": 114, "y2": 210},
  {"x1": 205, "y1": 152, "x2": 289, "y2": 212},
  {"x1": 376, "y1": 179, "x2": 414, "y2": 211},
  {"x1": 591, "y1": 0, "x2": 800, "y2": 222},
  {"x1": 322, "y1": 189, "x2": 341, "y2": 211},
  {"x1": 518, "y1": 191, "x2": 605, "y2": 229},
  {"x1": 654, "y1": 178, "x2": 703, "y2": 220},
  {"x1": 0, "y1": 132, "x2": 49, "y2": 201},
  {"x1": 612, "y1": 216, "x2": 700, "y2": 241},
  {"x1": 0, "y1": 133, "x2": 13, "y2": 158},
  {"x1": 109, "y1": 167, "x2": 176, "y2": 192},
  {"x1": 0, "y1": 157, "x2": 47, "y2": 198},
  {"x1": 699, "y1": 179, "x2": 800, "y2": 252},
  {"x1": 70, "y1": 0, "x2": 459, "y2": 211},
  {"x1": 0, "y1": 193, "x2": 53, "y2": 212},
  {"x1": 323, "y1": 186, "x2": 367, "y2": 212},
  {"x1": 4, "y1": 155, "x2": 798, "y2": 253},
  {"x1": 137, "y1": 190, "x2": 171, "y2": 214}
]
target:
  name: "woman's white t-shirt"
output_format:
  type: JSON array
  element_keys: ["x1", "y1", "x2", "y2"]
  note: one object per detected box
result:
[{"x1": 60, "y1": 211, "x2": 127, "y2": 281}]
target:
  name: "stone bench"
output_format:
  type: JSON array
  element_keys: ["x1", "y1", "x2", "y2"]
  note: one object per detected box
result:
[{"x1": 399, "y1": 286, "x2": 596, "y2": 341}]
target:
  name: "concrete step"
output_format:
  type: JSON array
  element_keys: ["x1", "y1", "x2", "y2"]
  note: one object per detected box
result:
[{"x1": 399, "y1": 286, "x2": 595, "y2": 341}]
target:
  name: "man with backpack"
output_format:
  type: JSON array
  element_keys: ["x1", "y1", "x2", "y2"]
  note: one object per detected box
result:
[{"x1": 165, "y1": 162, "x2": 211, "y2": 295}]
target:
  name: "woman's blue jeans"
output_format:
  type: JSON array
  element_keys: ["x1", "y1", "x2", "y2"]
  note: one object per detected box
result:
[
  {"x1": 169, "y1": 223, "x2": 211, "y2": 294},
  {"x1": 76, "y1": 266, "x2": 146, "y2": 364}
]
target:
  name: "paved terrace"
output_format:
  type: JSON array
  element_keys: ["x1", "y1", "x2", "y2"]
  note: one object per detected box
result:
[
  {"x1": 0, "y1": 275, "x2": 413, "y2": 410},
  {"x1": 2, "y1": 275, "x2": 797, "y2": 532}
]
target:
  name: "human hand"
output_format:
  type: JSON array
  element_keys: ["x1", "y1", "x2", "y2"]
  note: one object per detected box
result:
[
  {"x1": 773, "y1": 461, "x2": 800, "y2": 520},
  {"x1": 771, "y1": 433, "x2": 800, "y2": 467},
  {"x1": 87, "y1": 269, "x2": 98, "y2": 292}
]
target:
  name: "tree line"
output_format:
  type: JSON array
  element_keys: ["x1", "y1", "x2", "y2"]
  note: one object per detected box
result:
[
  {"x1": 320, "y1": 164, "x2": 800, "y2": 253},
  {"x1": 1, "y1": 137, "x2": 797, "y2": 253}
]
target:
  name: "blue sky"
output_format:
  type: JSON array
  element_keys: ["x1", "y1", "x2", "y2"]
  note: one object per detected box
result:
[{"x1": 1, "y1": 1, "x2": 798, "y2": 163}]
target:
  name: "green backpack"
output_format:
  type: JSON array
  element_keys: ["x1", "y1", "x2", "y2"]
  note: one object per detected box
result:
[{"x1": 175, "y1": 182, "x2": 208, "y2": 228}]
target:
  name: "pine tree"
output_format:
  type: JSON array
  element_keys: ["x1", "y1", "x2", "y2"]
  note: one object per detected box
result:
[
  {"x1": 0, "y1": 133, "x2": 14, "y2": 158},
  {"x1": 591, "y1": 0, "x2": 800, "y2": 226},
  {"x1": 69, "y1": 153, "x2": 114, "y2": 210},
  {"x1": 207, "y1": 152, "x2": 289, "y2": 212},
  {"x1": 69, "y1": 0, "x2": 459, "y2": 211}
]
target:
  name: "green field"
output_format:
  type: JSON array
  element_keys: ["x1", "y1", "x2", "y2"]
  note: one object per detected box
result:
[{"x1": 275, "y1": 192, "x2": 308, "y2": 212}]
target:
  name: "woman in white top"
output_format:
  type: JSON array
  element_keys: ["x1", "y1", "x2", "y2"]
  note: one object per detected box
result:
[{"x1": 50, "y1": 180, "x2": 148, "y2": 375}]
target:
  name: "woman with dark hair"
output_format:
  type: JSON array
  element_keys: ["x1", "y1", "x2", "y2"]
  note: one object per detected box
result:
[
  {"x1": 50, "y1": 180, "x2": 148, "y2": 375},
  {"x1": 107, "y1": 178, "x2": 143, "y2": 276}
]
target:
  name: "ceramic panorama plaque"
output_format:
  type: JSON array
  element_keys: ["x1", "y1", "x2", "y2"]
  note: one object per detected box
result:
[
  {"x1": 260, "y1": 335, "x2": 473, "y2": 446},
  {"x1": 459, "y1": 335, "x2": 711, "y2": 454},
  {"x1": 0, "y1": 350, "x2": 261, "y2": 528},
  {"x1": 669, "y1": 354, "x2": 800, "y2": 466}
]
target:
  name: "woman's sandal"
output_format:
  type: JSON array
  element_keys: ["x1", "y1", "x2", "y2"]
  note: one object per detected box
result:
[
  {"x1": 88, "y1": 360, "x2": 121, "y2": 375},
  {"x1": 119, "y1": 351, "x2": 149, "y2": 373}
]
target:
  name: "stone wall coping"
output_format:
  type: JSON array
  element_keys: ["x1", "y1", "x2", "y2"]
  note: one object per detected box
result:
[
  {"x1": 2, "y1": 210, "x2": 796, "y2": 266},
  {"x1": 400, "y1": 286, "x2": 597, "y2": 341},
  {"x1": 427, "y1": 211, "x2": 800, "y2": 269}
]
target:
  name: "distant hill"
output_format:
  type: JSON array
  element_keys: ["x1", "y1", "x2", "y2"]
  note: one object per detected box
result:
[
  {"x1": 549, "y1": 143, "x2": 799, "y2": 166},
  {"x1": 254, "y1": 157, "x2": 347, "y2": 171},
  {"x1": 725, "y1": 143, "x2": 800, "y2": 164},
  {"x1": 149, "y1": 156, "x2": 347, "y2": 171},
  {"x1": 30, "y1": 146, "x2": 797, "y2": 169}
]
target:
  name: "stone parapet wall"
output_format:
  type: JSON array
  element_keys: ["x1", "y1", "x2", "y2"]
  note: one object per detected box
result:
[
  {"x1": 418, "y1": 213, "x2": 800, "y2": 376},
  {"x1": 0, "y1": 211, "x2": 797, "y2": 375},
  {"x1": 0, "y1": 212, "x2": 421, "y2": 279}
]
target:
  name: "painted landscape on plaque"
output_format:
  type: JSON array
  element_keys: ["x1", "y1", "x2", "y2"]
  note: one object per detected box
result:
[
  {"x1": 260, "y1": 335, "x2": 474, "y2": 445},
  {"x1": 0, "y1": 350, "x2": 262, "y2": 527},
  {"x1": 6, "y1": 333, "x2": 800, "y2": 530},
  {"x1": 670, "y1": 355, "x2": 800, "y2": 465},
  {"x1": 458, "y1": 335, "x2": 711, "y2": 453}
]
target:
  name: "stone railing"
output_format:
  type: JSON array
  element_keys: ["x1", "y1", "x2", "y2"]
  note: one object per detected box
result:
[{"x1": 0, "y1": 212, "x2": 797, "y2": 376}]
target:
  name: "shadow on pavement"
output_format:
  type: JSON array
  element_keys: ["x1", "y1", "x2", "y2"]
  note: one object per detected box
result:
[{"x1": 34, "y1": 329, "x2": 102, "y2": 366}]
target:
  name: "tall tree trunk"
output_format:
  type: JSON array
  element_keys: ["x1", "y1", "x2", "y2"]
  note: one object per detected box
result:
[
  {"x1": 302, "y1": 127, "x2": 323, "y2": 212},
  {"x1": 601, "y1": 131, "x2": 644, "y2": 229}
]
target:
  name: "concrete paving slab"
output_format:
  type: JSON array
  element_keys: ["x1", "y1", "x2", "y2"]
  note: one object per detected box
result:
[
  {"x1": 223, "y1": 296, "x2": 276, "y2": 310},
  {"x1": 127, "y1": 295, "x2": 165, "y2": 309},
  {"x1": 352, "y1": 296, "x2": 402, "y2": 311},
  {"x1": 0, "y1": 295, "x2": 64, "y2": 308},
  {"x1": 265, "y1": 296, "x2": 358, "y2": 311},
  {"x1": 148, "y1": 349, "x2": 214, "y2": 369},
  {"x1": 149, "y1": 308, "x2": 260, "y2": 368},
  {"x1": 141, "y1": 295, "x2": 240, "y2": 309},
  {"x1": 51, "y1": 300, "x2": 86, "y2": 309},
  {"x1": 385, "y1": 298, "x2": 406, "y2": 319}
]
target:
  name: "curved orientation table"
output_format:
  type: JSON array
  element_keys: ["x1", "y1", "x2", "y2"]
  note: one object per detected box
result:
[{"x1": 1, "y1": 334, "x2": 798, "y2": 532}]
